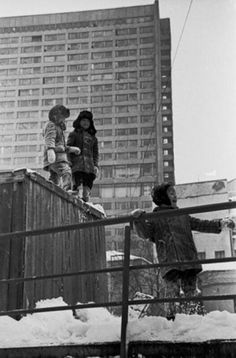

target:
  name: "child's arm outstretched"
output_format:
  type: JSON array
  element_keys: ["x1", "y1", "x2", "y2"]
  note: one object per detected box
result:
[{"x1": 190, "y1": 216, "x2": 235, "y2": 233}]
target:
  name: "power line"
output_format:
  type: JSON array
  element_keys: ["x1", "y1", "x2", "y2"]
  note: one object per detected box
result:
[
  {"x1": 172, "y1": 0, "x2": 194, "y2": 68},
  {"x1": 129, "y1": 0, "x2": 195, "y2": 202}
]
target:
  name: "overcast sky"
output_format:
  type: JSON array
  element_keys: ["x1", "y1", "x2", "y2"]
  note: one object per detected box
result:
[{"x1": 0, "y1": 0, "x2": 235, "y2": 184}]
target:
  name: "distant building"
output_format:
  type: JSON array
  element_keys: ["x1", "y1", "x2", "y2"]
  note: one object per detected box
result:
[
  {"x1": 0, "y1": 1, "x2": 174, "y2": 249},
  {"x1": 176, "y1": 179, "x2": 236, "y2": 260}
]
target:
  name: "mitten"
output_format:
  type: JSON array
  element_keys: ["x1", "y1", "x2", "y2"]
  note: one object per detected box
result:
[
  {"x1": 47, "y1": 149, "x2": 56, "y2": 164},
  {"x1": 220, "y1": 218, "x2": 235, "y2": 230},
  {"x1": 131, "y1": 209, "x2": 145, "y2": 219},
  {"x1": 68, "y1": 146, "x2": 81, "y2": 155}
]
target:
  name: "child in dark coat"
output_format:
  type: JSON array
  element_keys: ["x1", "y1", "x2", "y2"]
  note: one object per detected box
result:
[
  {"x1": 132, "y1": 182, "x2": 235, "y2": 319},
  {"x1": 67, "y1": 110, "x2": 99, "y2": 202}
]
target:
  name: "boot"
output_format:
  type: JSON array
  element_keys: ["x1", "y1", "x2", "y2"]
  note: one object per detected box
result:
[{"x1": 82, "y1": 186, "x2": 91, "y2": 202}]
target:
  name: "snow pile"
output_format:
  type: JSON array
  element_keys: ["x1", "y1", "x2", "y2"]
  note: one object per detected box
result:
[{"x1": 0, "y1": 297, "x2": 236, "y2": 348}]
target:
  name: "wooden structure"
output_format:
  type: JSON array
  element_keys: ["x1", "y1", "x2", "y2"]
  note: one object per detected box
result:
[{"x1": 0, "y1": 169, "x2": 107, "y2": 312}]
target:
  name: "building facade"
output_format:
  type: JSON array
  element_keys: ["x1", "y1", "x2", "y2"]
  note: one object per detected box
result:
[
  {"x1": 0, "y1": 1, "x2": 174, "y2": 248},
  {"x1": 176, "y1": 179, "x2": 236, "y2": 260}
]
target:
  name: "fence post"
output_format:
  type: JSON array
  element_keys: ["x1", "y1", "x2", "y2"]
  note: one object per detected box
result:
[{"x1": 120, "y1": 225, "x2": 131, "y2": 358}]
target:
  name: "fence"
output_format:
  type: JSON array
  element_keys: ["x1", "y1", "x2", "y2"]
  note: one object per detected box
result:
[{"x1": 0, "y1": 200, "x2": 236, "y2": 358}]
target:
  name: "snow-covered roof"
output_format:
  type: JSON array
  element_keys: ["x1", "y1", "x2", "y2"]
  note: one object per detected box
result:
[
  {"x1": 202, "y1": 261, "x2": 236, "y2": 271},
  {"x1": 106, "y1": 250, "x2": 152, "y2": 264}
]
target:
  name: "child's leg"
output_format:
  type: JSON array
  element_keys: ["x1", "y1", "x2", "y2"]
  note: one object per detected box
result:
[
  {"x1": 51, "y1": 162, "x2": 72, "y2": 191},
  {"x1": 48, "y1": 168, "x2": 60, "y2": 185},
  {"x1": 82, "y1": 173, "x2": 94, "y2": 202},
  {"x1": 162, "y1": 275, "x2": 181, "y2": 320},
  {"x1": 181, "y1": 272, "x2": 205, "y2": 315}
]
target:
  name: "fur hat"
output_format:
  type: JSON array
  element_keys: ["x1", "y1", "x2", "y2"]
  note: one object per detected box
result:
[
  {"x1": 151, "y1": 182, "x2": 173, "y2": 206},
  {"x1": 48, "y1": 105, "x2": 70, "y2": 122},
  {"x1": 73, "y1": 110, "x2": 97, "y2": 135}
]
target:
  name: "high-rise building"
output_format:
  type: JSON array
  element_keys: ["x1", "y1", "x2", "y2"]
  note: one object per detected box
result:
[{"x1": 0, "y1": 1, "x2": 174, "y2": 248}]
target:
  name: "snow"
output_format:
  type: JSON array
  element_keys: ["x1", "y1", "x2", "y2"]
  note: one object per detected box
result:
[
  {"x1": 203, "y1": 261, "x2": 236, "y2": 271},
  {"x1": 106, "y1": 250, "x2": 152, "y2": 264},
  {"x1": 1, "y1": 297, "x2": 236, "y2": 348}
]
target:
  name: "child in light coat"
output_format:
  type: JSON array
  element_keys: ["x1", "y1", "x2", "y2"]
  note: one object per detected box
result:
[{"x1": 43, "y1": 104, "x2": 80, "y2": 191}]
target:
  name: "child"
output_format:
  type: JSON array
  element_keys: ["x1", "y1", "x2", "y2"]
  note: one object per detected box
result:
[
  {"x1": 43, "y1": 104, "x2": 80, "y2": 191},
  {"x1": 67, "y1": 110, "x2": 99, "y2": 202},
  {"x1": 132, "y1": 182, "x2": 235, "y2": 319}
]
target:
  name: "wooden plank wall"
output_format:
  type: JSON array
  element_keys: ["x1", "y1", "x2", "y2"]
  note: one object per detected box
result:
[
  {"x1": 0, "y1": 180, "x2": 25, "y2": 312},
  {"x1": 23, "y1": 173, "x2": 108, "y2": 309}
]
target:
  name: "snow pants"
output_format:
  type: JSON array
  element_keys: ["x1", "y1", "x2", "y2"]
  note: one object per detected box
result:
[
  {"x1": 48, "y1": 161, "x2": 72, "y2": 191},
  {"x1": 160, "y1": 270, "x2": 205, "y2": 319}
]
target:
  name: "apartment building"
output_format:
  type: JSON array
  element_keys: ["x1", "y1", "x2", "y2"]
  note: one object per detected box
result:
[{"x1": 0, "y1": 1, "x2": 174, "y2": 248}]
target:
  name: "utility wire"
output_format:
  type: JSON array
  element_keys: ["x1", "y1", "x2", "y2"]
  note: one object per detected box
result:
[
  {"x1": 129, "y1": 0, "x2": 195, "y2": 202},
  {"x1": 172, "y1": 0, "x2": 194, "y2": 68}
]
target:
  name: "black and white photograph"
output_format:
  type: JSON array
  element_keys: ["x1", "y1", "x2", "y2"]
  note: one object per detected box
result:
[{"x1": 0, "y1": 1, "x2": 235, "y2": 357}]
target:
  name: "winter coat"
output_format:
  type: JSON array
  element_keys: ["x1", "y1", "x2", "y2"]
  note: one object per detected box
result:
[
  {"x1": 43, "y1": 120, "x2": 69, "y2": 170},
  {"x1": 134, "y1": 206, "x2": 222, "y2": 279},
  {"x1": 67, "y1": 128, "x2": 99, "y2": 175}
]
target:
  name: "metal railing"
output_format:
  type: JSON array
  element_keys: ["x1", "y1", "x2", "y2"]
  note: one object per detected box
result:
[{"x1": 0, "y1": 200, "x2": 236, "y2": 358}]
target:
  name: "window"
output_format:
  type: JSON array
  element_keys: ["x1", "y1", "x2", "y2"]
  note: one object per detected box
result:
[
  {"x1": 45, "y1": 33, "x2": 65, "y2": 41},
  {"x1": 163, "y1": 149, "x2": 169, "y2": 156},
  {"x1": 198, "y1": 252, "x2": 206, "y2": 261},
  {"x1": 15, "y1": 134, "x2": 37, "y2": 141},
  {"x1": 0, "y1": 47, "x2": 18, "y2": 55},
  {"x1": 115, "y1": 28, "x2": 137, "y2": 36},
  {"x1": 20, "y1": 56, "x2": 41, "y2": 64},
  {"x1": 19, "y1": 67, "x2": 41, "y2": 75},
  {"x1": 140, "y1": 48, "x2": 154, "y2": 56},
  {"x1": 91, "y1": 51, "x2": 112, "y2": 59},
  {"x1": 140, "y1": 92, "x2": 155, "y2": 100},
  {"x1": 91, "y1": 62, "x2": 112, "y2": 70},
  {"x1": 92, "y1": 30, "x2": 113, "y2": 37},
  {"x1": 68, "y1": 32, "x2": 89, "y2": 40},
  {"x1": 67, "y1": 53, "x2": 88, "y2": 61},
  {"x1": 101, "y1": 166, "x2": 113, "y2": 179},
  {"x1": 19, "y1": 78, "x2": 41, "y2": 85},
  {"x1": 21, "y1": 35, "x2": 42, "y2": 43},
  {"x1": 44, "y1": 44, "x2": 65, "y2": 52},
  {"x1": 92, "y1": 40, "x2": 113, "y2": 48},
  {"x1": 140, "y1": 26, "x2": 153, "y2": 34},
  {"x1": 0, "y1": 101, "x2": 15, "y2": 108},
  {"x1": 43, "y1": 88, "x2": 63, "y2": 96},
  {"x1": 67, "y1": 64, "x2": 88, "y2": 72},
  {"x1": 43, "y1": 76, "x2": 64, "y2": 84},
  {"x1": 140, "y1": 81, "x2": 154, "y2": 89},
  {"x1": 16, "y1": 122, "x2": 38, "y2": 130},
  {"x1": 164, "y1": 161, "x2": 169, "y2": 167},
  {"x1": 44, "y1": 55, "x2": 65, "y2": 62},
  {"x1": 91, "y1": 73, "x2": 113, "y2": 81},
  {"x1": 67, "y1": 75, "x2": 88, "y2": 83},
  {"x1": 115, "y1": 49, "x2": 137, "y2": 57},
  {"x1": 163, "y1": 138, "x2": 169, "y2": 144},
  {"x1": 19, "y1": 89, "x2": 40, "y2": 97},
  {"x1": 44, "y1": 65, "x2": 64, "y2": 73},
  {"x1": 0, "y1": 58, "x2": 17, "y2": 65},
  {"x1": 142, "y1": 164, "x2": 154, "y2": 176},
  {"x1": 18, "y1": 100, "x2": 39, "y2": 107},
  {"x1": 215, "y1": 250, "x2": 225, "y2": 259},
  {"x1": 42, "y1": 98, "x2": 63, "y2": 106},
  {"x1": 67, "y1": 86, "x2": 89, "y2": 94},
  {"x1": 21, "y1": 46, "x2": 42, "y2": 53},
  {"x1": 140, "y1": 37, "x2": 154, "y2": 44}
]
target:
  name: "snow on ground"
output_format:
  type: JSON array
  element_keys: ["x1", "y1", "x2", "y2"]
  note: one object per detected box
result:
[{"x1": 0, "y1": 297, "x2": 236, "y2": 348}]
